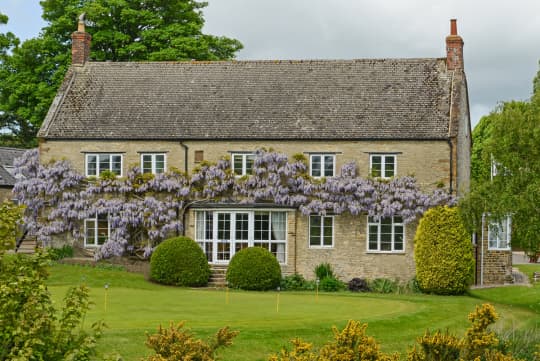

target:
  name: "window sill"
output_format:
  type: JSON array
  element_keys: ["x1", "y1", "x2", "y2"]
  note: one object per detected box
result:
[
  {"x1": 365, "y1": 251, "x2": 406, "y2": 254},
  {"x1": 309, "y1": 246, "x2": 334, "y2": 249}
]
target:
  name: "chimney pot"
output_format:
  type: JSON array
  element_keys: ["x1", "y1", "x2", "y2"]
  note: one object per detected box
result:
[{"x1": 450, "y1": 19, "x2": 457, "y2": 35}]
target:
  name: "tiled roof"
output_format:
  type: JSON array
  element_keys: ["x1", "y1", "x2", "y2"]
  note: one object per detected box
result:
[
  {"x1": 39, "y1": 58, "x2": 452, "y2": 140},
  {"x1": 0, "y1": 147, "x2": 25, "y2": 187}
]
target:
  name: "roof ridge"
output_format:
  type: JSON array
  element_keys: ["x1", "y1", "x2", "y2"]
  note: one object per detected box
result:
[{"x1": 85, "y1": 57, "x2": 445, "y2": 66}]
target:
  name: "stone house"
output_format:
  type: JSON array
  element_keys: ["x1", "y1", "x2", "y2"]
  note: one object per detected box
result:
[
  {"x1": 0, "y1": 147, "x2": 26, "y2": 202},
  {"x1": 36, "y1": 18, "x2": 510, "y2": 285}
]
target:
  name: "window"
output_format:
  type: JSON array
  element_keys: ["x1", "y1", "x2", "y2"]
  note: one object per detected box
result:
[
  {"x1": 370, "y1": 155, "x2": 396, "y2": 178},
  {"x1": 488, "y1": 217, "x2": 511, "y2": 250},
  {"x1": 86, "y1": 154, "x2": 122, "y2": 177},
  {"x1": 194, "y1": 150, "x2": 204, "y2": 163},
  {"x1": 232, "y1": 153, "x2": 255, "y2": 176},
  {"x1": 195, "y1": 210, "x2": 287, "y2": 263},
  {"x1": 367, "y1": 216, "x2": 404, "y2": 252},
  {"x1": 84, "y1": 214, "x2": 109, "y2": 247},
  {"x1": 141, "y1": 153, "x2": 166, "y2": 174},
  {"x1": 196, "y1": 211, "x2": 214, "y2": 262},
  {"x1": 310, "y1": 154, "x2": 335, "y2": 177},
  {"x1": 309, "y1": 215, "x2": 333, "y2": 247},
  {"x1": 254, "y1": 211, "x2": 286, "y2": 263}
]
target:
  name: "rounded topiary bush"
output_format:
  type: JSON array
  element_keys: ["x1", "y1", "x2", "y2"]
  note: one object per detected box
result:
[
  {"x1": 414, "y1": 206, "x2": 474, "y2": 295},
  {"x1": 226, "y1": 247, "x2": 281, "y2": 291},
  {"x1": 150, "y1": 236, "x2": 210, "y2": 287}
]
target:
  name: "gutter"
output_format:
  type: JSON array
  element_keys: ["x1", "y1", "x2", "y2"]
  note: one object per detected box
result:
[{"x1": 179, "y1": 142, "x2": 189, "y2": 236}]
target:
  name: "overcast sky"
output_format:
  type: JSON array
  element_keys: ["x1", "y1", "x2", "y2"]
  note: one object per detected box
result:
[{"x1": 2, "y1": 0, "x2": 540, "y2": 129}]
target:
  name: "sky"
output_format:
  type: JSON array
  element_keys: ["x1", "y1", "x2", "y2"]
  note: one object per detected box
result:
[{"x1": 2, "y1": 0, "x2": 540, "y2": 130}]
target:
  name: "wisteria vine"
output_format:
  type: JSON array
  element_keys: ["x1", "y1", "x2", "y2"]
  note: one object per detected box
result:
[{"x1": 13, "y1": 149, "x2": 454, "y2": 259}]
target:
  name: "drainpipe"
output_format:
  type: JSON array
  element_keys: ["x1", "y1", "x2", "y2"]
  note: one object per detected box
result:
[
  {"x1": 447, "y1": 139, "x2": 454, "y2": 194},
  {"x1": 179, "y1": 142, "x2": 189, "y2": 236},
  {"x1": 481, "y1": 213, "x2": 485, "y2": 286},
  {"x1": 179, "y1": 142, "x2": 189, "y2": 174}
]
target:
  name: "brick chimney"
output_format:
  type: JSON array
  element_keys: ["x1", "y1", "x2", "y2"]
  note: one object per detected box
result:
[
  {"x1": 446, "y1": 19, "x2": 464, "y2": 70},
  {"x1": 71, "y1": 13, "x2": 91, "y2": 66}
]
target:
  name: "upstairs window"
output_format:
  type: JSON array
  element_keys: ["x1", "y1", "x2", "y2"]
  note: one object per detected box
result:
[
  {"x1": 367, "y1": 216, "x2": 404, "y2": 252},
  {"x1": 141, "y1": 153, "x2": 166, "y2": 174},
  {"x1": 232, "y1": 153, "x2": 255, "y2": 176},
  {"x1": 310, "y1": 154, "x2": 335, "y2": 178},
  {"x1": 370, "y1": 154, "x2": 396, "y2": 178},
  {"x1": 86, "y1": 154, "x2": 122, "y2": 177},
  {"x1": 488, "y1": 216, "x2": 511, "y2": 250}
]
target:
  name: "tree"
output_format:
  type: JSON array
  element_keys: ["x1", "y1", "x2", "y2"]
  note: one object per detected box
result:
[
  {"x1": 461, "y1": 66, "x2": 540, "y2": 259},
  {"x1": 0, "y1": 1, "x2": 243, "y2": 148}
]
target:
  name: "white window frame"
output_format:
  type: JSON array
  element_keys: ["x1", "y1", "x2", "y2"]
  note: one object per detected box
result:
[
  {"x1": 84, "y1": 213, "x2": 110, "y2": 247},
  {"x1": 309, "y1": 215, "x2": 334, "y2": 248},
  {"x1": 488, "y1": 216, "x2": 511, "y2": 250},
  {"x1": 370, "y1": 154, "x2": 396, "y2": 178},
  {"x1": 85, "y1": 153, "x2": 123, "y2": 177},
  {"x1": 367, "y1": 216, "x2": 405, "y2": 253},
  {"x1": 310, "y1": 154, "x2": 335, "y2": 178},
  {"x1": 195, "y1": 210, "x2": 287, "y2": 264},
  {"x1": 140, "y1": 153, "x2": 166, "y2": 174},
  {"x1": 231, "y1": 153, "x2": 255, "y2": 176}
]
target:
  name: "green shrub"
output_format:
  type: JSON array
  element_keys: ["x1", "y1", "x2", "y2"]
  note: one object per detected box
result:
[
  {"x1": 281, "y1": 273, "x2": 315, "y2": 291},
  {"x1": 226, "y1": 247, "x2": 281, "y2": 291},
  {"x1": 319, "y1": 276, "x2": 346, "y2": 292},
  {"x1": 414, "y1": 206, "x2": 474, "y2": 295},
  {"x1": 369, "y1": 278, "x2": 398, "y2": 294},
  {"x1": 150, "y1": 236, "x2": 210, "y2": 287},
  {"x1": 0, "y1": 251, "x2": 103, "y2": 360},
  {"x1": 47, "y1": 244, "x2": 74, "y2": 260},
  {"x1": 314, "y1": 262, "x2": 335, "y2": 280},
  {"x1": 0, "y1": 200, "x2": 24, "y2": 251}
]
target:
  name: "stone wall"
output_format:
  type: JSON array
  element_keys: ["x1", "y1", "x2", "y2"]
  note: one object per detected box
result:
[
  {"x1": 40, "y1": 139, "x2": 452, "y2": 191},
  {"x1": 185, "y1": 209, "x2": 417, "y2": 282},
  {"x1": 0, "y1": 187, "x2": 13, "y2": 203}
]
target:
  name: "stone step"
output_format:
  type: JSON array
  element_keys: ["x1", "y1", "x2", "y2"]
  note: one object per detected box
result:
[
  {"x1": 16, "y1": 239, "x2": 37, "y2": 254},
  {"x1": 208, "y1": 265, "x2": 228, "y2": 287}
]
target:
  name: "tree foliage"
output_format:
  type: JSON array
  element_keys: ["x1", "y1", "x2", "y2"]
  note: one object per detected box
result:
[
  {"x1": 414, "y1": 206, "x2": 474, "y2": 295},
  {"x1": 461, "y1": 66, "x2": 540, "y2": 257},
  {"x1": 13, "y1": 149, "x2": 455, "y2": 260},
  {"x1": 0, "y1": 251, "x2": 104, "y2": 360},
  {"x1": 0, "y1": 200, "x2": 24, "y2": 251},
  {"x1": 0, "y1": 1, "x2": 243, "y2": 147}
]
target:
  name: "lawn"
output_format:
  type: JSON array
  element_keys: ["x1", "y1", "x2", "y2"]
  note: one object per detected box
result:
[{"x1": 46, "y1": 263, "x2": 540, "y2": 361}]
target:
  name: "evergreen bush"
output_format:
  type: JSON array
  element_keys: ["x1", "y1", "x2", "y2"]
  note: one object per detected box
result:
[
  {"x1": 414, "y1": 206, "x2": 474, "y2": 295},
  {"x1": 226, "y1": 247, "x2": 281, "y2": 291},
  {"x1": 150, "y1": 236, "x2": 210, "y2": 287}
]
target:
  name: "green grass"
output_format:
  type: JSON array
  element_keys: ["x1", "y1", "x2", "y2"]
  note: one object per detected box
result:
[{"x1": 46, "y1": 263, "x2": 540, "y2": 361}]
